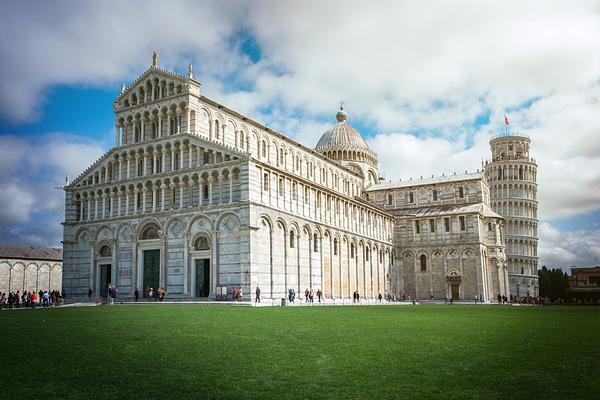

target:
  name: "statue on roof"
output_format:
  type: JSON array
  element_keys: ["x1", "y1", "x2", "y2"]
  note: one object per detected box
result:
[{"x1": 152, "y1": 51, "x2": 159, "y2": 67}]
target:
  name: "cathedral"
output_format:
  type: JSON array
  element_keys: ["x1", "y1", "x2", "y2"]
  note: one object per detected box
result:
[{"x1": 62, "y1": 54, "x2": 539, "y2": 302}]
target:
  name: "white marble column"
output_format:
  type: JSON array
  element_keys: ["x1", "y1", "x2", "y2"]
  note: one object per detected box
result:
[
  {"x1": 179, "y1": 183, "x2": 184, "y2": 209},
  {"x1": 152, "y1": 187, "x2": 157, "y2": 212},
  {"x1": 101, "y1": 194, "x2": 106, "y2": 219},
  {"x1": 161, "y1": 185, "x2": 166, "y2": 211}
]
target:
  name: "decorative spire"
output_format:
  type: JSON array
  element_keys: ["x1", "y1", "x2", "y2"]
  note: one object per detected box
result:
[
  {"x1": 152, "y1": 51, "x2": 159, "y2": 67},
  {"x1": 336, "y1": 101, "x2": 348, "y2": 122},
  {"x1": 188, "y1": 63, "x2": 194, "y2": 79},
  {"x1": 120, "y1": 83, "x2": 126, "y2": 94}
]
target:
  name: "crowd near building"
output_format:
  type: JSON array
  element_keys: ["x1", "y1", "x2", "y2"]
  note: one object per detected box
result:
[
  {"x1": 62, "y1": 53, "x2": 539, "y2": 303},
  {"x1": 0, "y1": 246, "x2": 63, "y2": 295}
]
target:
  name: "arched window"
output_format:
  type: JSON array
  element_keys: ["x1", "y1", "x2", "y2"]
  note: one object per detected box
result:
[
  {"x1": 333, "y1": 238, "x2": 338, "y2": 255},
  {"x1": 409, "y1": 192, "x2": 414, "y2": 203},
  {"x1": 194, "y1": 236, "x2": 210, "y2": 250},
  {"x1": 313, "y1": 233, "x2": 319, "y2": 252},
  {"x1": 366, "y1": 248, "x2": 370, "y2": 261},
  {"x1": 289, "y1": 230, "x2": 295, "y2": 248},
  {"x1": 387, "y1": 193, "x2": 393, "y2": 205},
  {"x1": 459, "y1": 186, "x2": 464, "y2": 198},
  {"x1": 99, "y1": 245, "x2": 111, "y2": 257},
  {"x1": 141, "y1": 226, "x2": 159, "y2": 240},
  {"x1": 261, "y1": 141, "x2": 267, "y2": 158},
  {"x1": 420, "y1": 254, "x2": 427, "y2": 271},
  {"x1": 214, "y1": 120, "x2": 220, "y2": 140},
  {"x1": 433, "y1": 189, "x2": 438, "y2": 201},
  {"x1": 279, "y1": 148, "x2": 284, "y2": 165},
  {"x1": 239, "y1": 131, "x2": 244, "y2": 149},
  {"x1": 350, "y1": 243, "x2": 355, "y2": 258}
]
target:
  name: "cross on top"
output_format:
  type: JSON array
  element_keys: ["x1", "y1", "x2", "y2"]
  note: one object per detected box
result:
[{"x1": 339, "y1": 100, "x2": 345, "y2": 110}]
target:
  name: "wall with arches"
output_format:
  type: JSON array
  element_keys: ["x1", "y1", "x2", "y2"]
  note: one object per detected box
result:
[
  {"x1": 0, "y1": 258, "x2": 62, "y2": 294},
  {"x1": 249, "y1": 205, "x2": 393, "y2": 301}
]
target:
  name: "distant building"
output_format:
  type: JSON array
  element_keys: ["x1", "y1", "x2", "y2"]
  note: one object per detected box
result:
[
  {"x1": 0, "y1": 246, "x2": 63, "y2": 294},
  {"x1": 567, "y1": 266, "x2": 600, "y2": 300}
]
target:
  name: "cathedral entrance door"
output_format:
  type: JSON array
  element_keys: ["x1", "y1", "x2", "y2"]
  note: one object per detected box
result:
[
  {"x1": 195, "y1": 259, "x2": 210, "y2": 297},
  {"x1": 100, "y1": 264, "x2": 112, "y2": 298},
  {"x1": 143, "y1": 249, "x2": 160, "y2": 296},
  {"x1": 451, "y1": 284, "x2": 460, "y2": 301}
]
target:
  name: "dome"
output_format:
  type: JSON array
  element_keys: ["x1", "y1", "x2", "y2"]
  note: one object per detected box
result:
[{"x1": 315, "y1": 108, "x2": 371, "y2": 152}]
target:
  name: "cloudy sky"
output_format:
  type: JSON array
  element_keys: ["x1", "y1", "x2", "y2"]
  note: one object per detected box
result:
[{"x1": 1, "y1": 0, "x2": 599, "y2": 269}]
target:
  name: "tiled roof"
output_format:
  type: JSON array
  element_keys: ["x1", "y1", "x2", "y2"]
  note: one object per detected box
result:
[
  {"x1": 367, "y1": 171, "x2": 482, "y2": 191},
  {"x1": 0, "y1": 246, "x2": 63, "y2": 261},
  {"x1": 389, "y1": 202, "x2": 502, "y2": 219}
]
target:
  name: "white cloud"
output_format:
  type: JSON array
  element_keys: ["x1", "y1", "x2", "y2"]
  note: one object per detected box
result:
[
  {"x1": 0, "y1": 133, "x2": 106, "y2": 245},
  {"x1": 539, "y1": 222, "x2": 600, "y2": 268},
  {"x1": 0, "y1": 183, "x2": 35, "y2": 225}
]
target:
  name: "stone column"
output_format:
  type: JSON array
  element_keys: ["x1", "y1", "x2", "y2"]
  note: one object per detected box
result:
[
  {"x1": 126, "y1": 156, "x2": 131, "y2": 179},
  {"x1": 141, "y1": 117, "x2": 145, "y2": 141},
  {"x1": 196, "y1": 145, "x2": 201, "y2": 167},
  {"x1": 125, "y1": 190, "x2": 129, "y2": 216},
  {"x1": 161, "y1": 185, "x2": 166, "y2": 211},
  {"x1": 115, "y1": 125, "x2": 119, "y2": 146},
  {"x1": 188, "y1": 144, "x2": 193, "y2": 167},
  {"x1": 229, "y1": 172, "x2": 233, "y2": 203},
  {"x1": 101, "y1": 194, "x2": 106, "y2": 219},
  {"x1": 158, "y1": 114, "x2": 162, "y2": 138},
  {"x1": 152, "y1": 187, "x2": 157, "y2": 212},
  {"x1": 142, "y1": 187, "x2": 147, "y2": 213},
  {"x1": 170, "y1": 147, "x2": 175, "y2": 171},
  {"x1": 143, "y1": 150, "x2": 147, "y2": 176},
  {"x1": 183, "y1": 233, "x2": 189, "y2": 295},
  {"x1": 208, "y1": 178, "x2": 213, "y2": 205},
  {"x1": 153, "y1": 150, "x2": 159, "y2": 174},
  {"x1": 89, "y1": 243, "x2": 95, "y2": 296},
  {"x1": 179, "y1": 183, "x2": 184, "y2": 209},
  {"x1": 87, "y1": 197, "x2": 91, "y2": 221},
  {"x1": 133, "y1": 189, "x2": 139, "y2": 214},
  {"x1": 180, "y1": 144, "x2": 185, "y2": 169},
  {"x1": 177, "y1": 112, "x2": 182, "y2": 134},
  {"x1": 94, "y1": 196, "x2": 98, "y2": 220},
  {"x1": 117, "y1": 192, "x2": 122, "y2": 217},
  {"x1": 161, "y1": 147, "x2": 166, "y2": 172}
]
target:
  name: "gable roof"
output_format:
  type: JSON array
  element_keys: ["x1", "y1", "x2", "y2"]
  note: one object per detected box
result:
[
  {"x1": 114, "y1": 65, "x2": 201, "y2": 103},
  {"x1": 0, "y1": 246, "x2": 63, "y2": 261}
]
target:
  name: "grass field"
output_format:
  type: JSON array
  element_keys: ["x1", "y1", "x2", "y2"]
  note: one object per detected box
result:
[{"x1": 1, "y1": 304, "x2": 598, "y2": 399}]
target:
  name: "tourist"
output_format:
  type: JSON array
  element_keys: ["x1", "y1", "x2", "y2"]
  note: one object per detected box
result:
[
  {"x1": 317, "y1": 289, "x2": 322, "y2": 303},
  {"x1": 378, "y1": 293, "x2": 383, "y2": 303},
  {"x1": 309, "y1": 288, "x2": 314, "y2": 303},
  {"x1": 291, "y1": 288, "x2": 296, "y2": 303},
  {"x1": 42, "y1": 291, "x2": 50, "y2": 308},
  {"x1": 134, "y1": 288, "x2": 139, "y2": 302},
  {"x1": 256, "y1": 286, "x2": 261, "y2": 303},
  {"x1": 154, "y1": 288, "x2": 160, "y2": 301},
  {"x1": 304, "y1": 289, "x2": 309, "y2": 302},
  {"x1": 148, "y1": 287, "x2": 153, "y2": 302},
  {"x1": 88, "y1": 287, "x2": 93, "y2": 301},
  {"x1": 287, "y1": 288, "x2": 292, "y2": 303},
  {"x1": 158, "y1": 288, "x2": 165, "y2": 301},
  {"x1": 497, "y1": 294, "x2": 502, "y2": 304},
  {"x1": 232, "y1": 287, "x2": 238, "y2": 301},
  {"x1": 238, "y1": 287, "x2": 244, "y2": 302}
]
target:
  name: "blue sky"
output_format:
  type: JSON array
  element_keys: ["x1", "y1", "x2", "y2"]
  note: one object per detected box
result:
[{"x1": 1, "y1": 0, "x2": 600, "y2": 269}]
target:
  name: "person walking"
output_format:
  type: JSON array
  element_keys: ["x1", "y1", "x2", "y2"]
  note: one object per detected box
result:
[
  {"x1": 134, "y1": 288, "x2": 140, "y2": 302},
  {"x1": 317, "y1": 289, "x2": 322, "y2": 303},
  {"x1": 148, "y1": 288, "x2": 153, "y2": 302},
  {"x1": 238, "y1": 287, "x2": 244, "y2": 302},
  {"x1": 88, "y1": 288, "x2": 93, "y2": 301},
  {"x1": 232, "y1": 287, "x2": 238, "y2": 302},
  {"x1": 255, "y1": 286, "x2": 261, "y2": 303}
]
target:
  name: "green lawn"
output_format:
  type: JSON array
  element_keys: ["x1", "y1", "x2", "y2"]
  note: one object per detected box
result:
[{"x1": 1, "y1": 305, "x2": 598, "y2": 399}]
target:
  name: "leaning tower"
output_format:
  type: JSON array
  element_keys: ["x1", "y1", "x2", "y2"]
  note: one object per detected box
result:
[{"x1": 484, "y1": 134, "x2": 539, "y2": 298}]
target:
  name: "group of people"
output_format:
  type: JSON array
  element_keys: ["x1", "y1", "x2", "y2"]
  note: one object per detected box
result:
[
  {"x1": 0, "y1": 289, "x2": 63, "y2": 309},
  {"x1": 146, "y1": 287, "x2": 166, "y2": 301},
  {"x1": 232, "y1": 287, "x2": 244, "y2": 301}
]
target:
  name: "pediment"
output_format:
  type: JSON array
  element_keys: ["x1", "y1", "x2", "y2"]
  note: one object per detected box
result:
[
  {"x1": 114, "y1": 66, "x2": 201, "y2": 108},
  {"x1": 68, "y1": 133, "x2": 247, "y2": 189}
]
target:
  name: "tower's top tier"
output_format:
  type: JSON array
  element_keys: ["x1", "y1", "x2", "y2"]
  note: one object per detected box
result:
[{"x1": 489, "y1": 134, "x2": 532, "y2": 162}]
